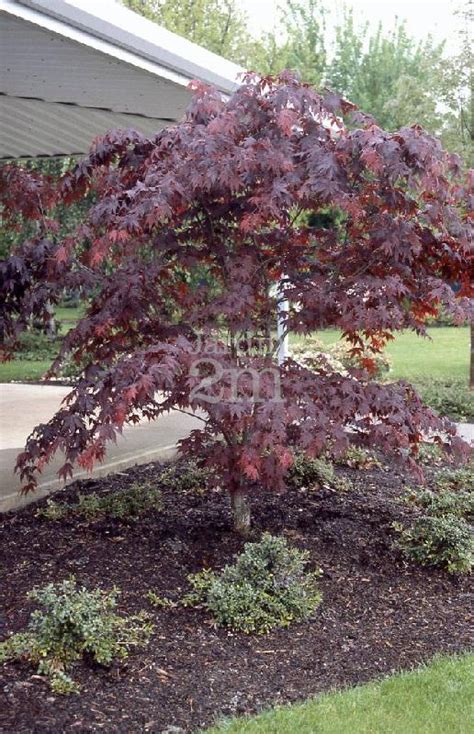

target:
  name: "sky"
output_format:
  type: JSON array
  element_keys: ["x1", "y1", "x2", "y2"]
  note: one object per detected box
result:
[{"x1": 240, "y1": 0, "x2": 462, "y2": 53}]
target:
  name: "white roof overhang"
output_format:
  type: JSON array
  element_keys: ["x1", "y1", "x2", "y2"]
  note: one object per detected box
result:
[{"x1": 0, "y1": 0, "x2": 243, "y2": 159}]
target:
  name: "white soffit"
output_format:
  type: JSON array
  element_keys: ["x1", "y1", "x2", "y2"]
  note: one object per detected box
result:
[{"x1": 0, "y1": 0, "x2": 242, "y2": 159}]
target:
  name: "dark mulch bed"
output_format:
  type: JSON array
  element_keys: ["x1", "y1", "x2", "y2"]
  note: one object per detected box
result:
[{"x1": 1, "y1": 457, "x2": 472, "y2": 733}]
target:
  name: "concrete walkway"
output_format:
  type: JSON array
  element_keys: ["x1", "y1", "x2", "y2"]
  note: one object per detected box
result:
[
  {"x1": 456, "y1": 423, "x2": 473, "y2": 444},
  {"x1": 0, "y1": 384, "x2": 201, "y2": 512}
]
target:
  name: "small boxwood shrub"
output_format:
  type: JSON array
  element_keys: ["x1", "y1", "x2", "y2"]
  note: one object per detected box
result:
[
  {"x1": 184, "y1": 533, "x2": 322, "y2": 634},
  {"x1": 394, "y1": 516, "x2": 473, "y2": 574},
  {"x1": 434, "y1": 466, "x2": 474, "y2": 494},
  {"x1": 0, "y1": 578, "x2": 153, "y2": 693},
  {"x1": 159, "y1": 460, "x2": 213, "y2": 494},
  {"x1": 37, "y1": 482, "x2": 161, "y2": 522},
  {"x1": 405, "y1": 488, "x2": 473, "y2": 520},
  {"x1": 292, "y1": 337, "x2": 392, "y2": 379},
  {"x1": 288, "y1": 454, "x2": 351, "y2": 491}
]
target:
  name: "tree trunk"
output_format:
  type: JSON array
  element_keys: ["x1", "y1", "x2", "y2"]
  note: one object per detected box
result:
[
  {"x1": 45, "y1": 301, "x2": 56, "y2": 337},
  {"x1": 470, "y1": 321, "x2": 474, "y2": 391},
  {"x1": 230, "y1": 488, "x2": 251, "y2": 535}
]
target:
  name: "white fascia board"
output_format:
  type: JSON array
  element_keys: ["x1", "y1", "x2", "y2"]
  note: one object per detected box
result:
[{"x1": 10, "y1": 0, "x2": 243, "y2": 93}]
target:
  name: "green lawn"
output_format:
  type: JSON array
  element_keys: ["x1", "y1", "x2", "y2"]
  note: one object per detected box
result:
[
  {"x1": 291, "y1": 326, "x2": 469, "y2": 382},
  {"x1": 0, "y1": 359, "x2": 53, "y2": 382},
  {"x1": 55, "y1": 305, "x2": 84, "y2": 329},
  {"x1": 207, "y1": 654, "x2": 474, "y2": 734},
  {"x1": 0, "y1": 306, "x2": 83, "y2": 382}
]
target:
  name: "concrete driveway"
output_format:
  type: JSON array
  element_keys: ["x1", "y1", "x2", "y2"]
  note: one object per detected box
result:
[{"x1": 0, "y1": 383, "x2": 201, "y2": 512}]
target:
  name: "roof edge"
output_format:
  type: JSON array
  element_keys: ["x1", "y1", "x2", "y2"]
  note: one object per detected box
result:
[{"x1": 14, "y1": 0, "x2": 243, "y2": 94}]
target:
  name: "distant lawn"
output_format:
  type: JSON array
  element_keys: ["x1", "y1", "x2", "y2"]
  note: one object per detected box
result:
[
  {"x1": 291, "y1": 326, "x2": 469, "y2": 382},
  {"x1": 55, "y1": 305, "x2": 84, "y2": 329},
  {"x1": 0, "y1": 306, "x2": 83, "y2": 383},
  {"x1": 0, "y1": 359, "x2": 53, "y2": 382},
  {"x1": 207, "y1": 654, "x2": 474, "y2": 734}
]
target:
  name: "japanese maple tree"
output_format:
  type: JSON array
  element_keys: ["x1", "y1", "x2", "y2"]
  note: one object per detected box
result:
[{"x1": 1, "y1": 72, "x2": 472, "y2": 533}]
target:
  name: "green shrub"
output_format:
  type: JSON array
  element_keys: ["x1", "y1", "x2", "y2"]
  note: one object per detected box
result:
[
  {"x1": 289, "y1": 454, "x2": 335, "y2": 486},
  {"x1": 159, "y1": 460, "x2": 213, "y2": 494},
  {"x1": 405, "y1": 488, "x2": 473, "y2": 520},
  {"x1": 416, "y1": 442, "x2": 445, "y2": 466},
  {"x1": 288, "y1": 453, "x2": 351, "y2": 491},
  {"x1": 415, "y1": 379, "x2": 474, "y2": 422},
  {"x1": 183, "y1": 533, "x2": 322, "y2": 634},
  {"x1": 336, "y1": 446, "x2": 382, "y2": 470},
  {"x1": 292, "y1": 337, "x2": 392, "y2": 379},
  {"x1": 13, "y1": 329, "x2": 80, "y2": 378},
  {"x1": 394, "y1": 516, "x2": 473, "y2": 574},
  {"x1": 15, "y1": 330, "x2": 62, "y2": 361},
  {"x1": 146, "y1": 591, "x2": 176, "y2": 609},
  {"x1": 434, "y1": 466, "x2": 474, "y2": 494},
  {"x1": 37, "y1": 499, "x2": 69, "y2": 521},
  {"x1": 0, "y1": 578, "x2": 153, "y2": 693},
  {"x1": 37, "y1": 482, "x2": 161, "y2": 522}
]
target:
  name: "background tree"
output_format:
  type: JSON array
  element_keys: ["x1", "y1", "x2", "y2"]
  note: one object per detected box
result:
[
  {"x1": 122, "y1": 0, "x2": 252, "y2": 65},
  {"x1": 436, "y1": 0, "x2": 473, "y2": 388},
  {"x1": 1, "y1": 74, "x2": 471, "y2": 533},
  {"x1": 250, "y1": 1, "x2": 327, "y2": 85},
  {"x1": 326, "y1": 10, "x2": 445, "y2": 132},
  {"x1": 438, "y1": 0, "x2": 473, "y2": 166}
]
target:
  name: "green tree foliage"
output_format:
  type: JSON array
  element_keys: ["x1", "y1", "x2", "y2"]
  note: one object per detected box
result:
[
  {"x1": 284, "y1": 0, "x2": 327, "y2": 84},
  {"x1": 438, "y1": 0, "x2": 473, "y2": 165},
  {"x1": 257, "y1": 0, "x2": 327, "y2": 85},
  {"x1": 122, "y1": 0, "x2": 251, "y2": 64},
  {"x1": 326, "y1": 9, "x2": 445, "y2": 132},
  {"x1": 247, "y1": 4, "x2": 452, "y2": 149}
]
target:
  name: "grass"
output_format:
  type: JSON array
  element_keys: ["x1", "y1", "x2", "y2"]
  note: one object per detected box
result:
[
  {"x1": 207, "y1": 654, "x2": 474, "y2": 734},
  {"x1": 54, "y1": 305, "x2": 84, "y2": 324},
  {"x1": 291, "y1": 326, "x2": 470, "y2": 382},
  {"x1": 0, "y1": 305, "x2": 83, "y2": 383},
  {"x1": 0, "y1": 360, "x2": 53, "y2": 382}
]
